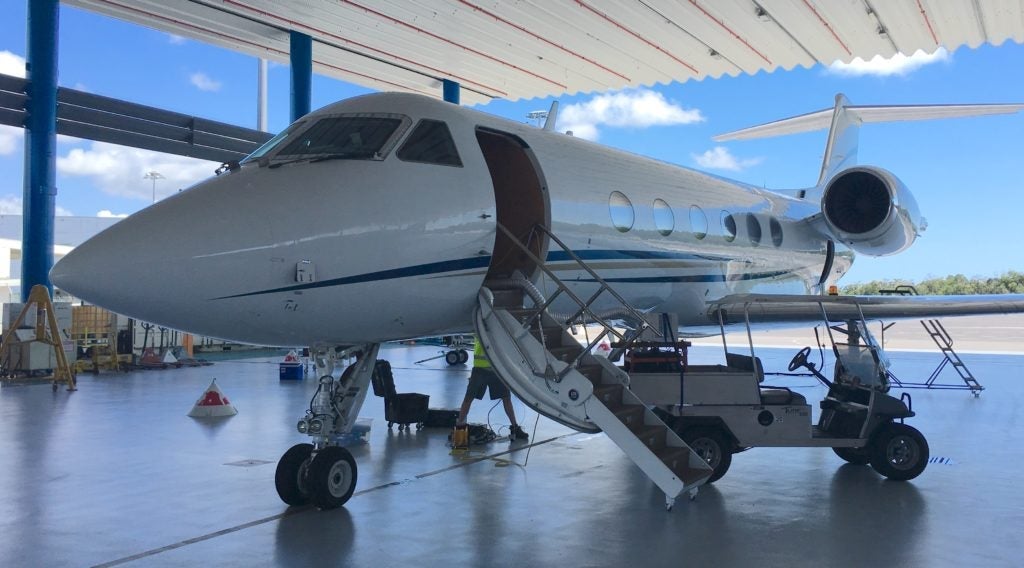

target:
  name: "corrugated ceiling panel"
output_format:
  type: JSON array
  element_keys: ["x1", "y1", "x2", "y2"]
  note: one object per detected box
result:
[
  {"x1": 650, "y1": 0, "x2": 805, "y2": 74},
  {"x1": 62, "y1": 0, "x2": 1024, "y2": 104},
  {"x1": 810, "y1": 1, "x2": 897, "y2": 60},
  {"x1": 597, "y1": 0, "x2": 736, "y2": 80},
  {"x1": 871, "y1": 1, "x2": 941, "y2": 56},
  {"x1": 976, "y1": 0, "x2": 1024, "y2": 45},
  {"x1": 502, "y1": 1, "x2": 659, "y2": 89},
  {"x1": 928, "y1": 0, "x2": 991, "y2": 49},
  {"x1": 758, "y1": 0, "x2": 859, "y2": 63},
  {"x1": 554, "y1": 2, "x2": 699, "y2": 88}
]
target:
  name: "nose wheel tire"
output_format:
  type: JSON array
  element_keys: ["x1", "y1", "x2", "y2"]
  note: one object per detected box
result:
[
  {"x1": 445, "y1": 351, "x2": 461, "y2": 366},
  {"x1": 869, "y1": 422, "x2": 929, "y2": 481},
  {"x1": 833, "y1": 446, "x2": 871, "y2": 465},
  {"x1": 308, "y1": 446, "x2": 358, "y2": 509},
  {"x1": 275, "y1": 443, "x2": 314, "y2": 506},
  {"x1": 680, "y1": 427, "x2": 732, "y2": 483}
]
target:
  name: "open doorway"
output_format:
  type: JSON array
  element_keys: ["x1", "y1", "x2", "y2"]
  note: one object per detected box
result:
[{"x1": 476, "y1": 128, "x2": 549, "y2": 282}]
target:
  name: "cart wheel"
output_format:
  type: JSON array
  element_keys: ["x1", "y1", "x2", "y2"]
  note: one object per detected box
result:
[
  {"x1": 387, "y1": 421, "x2": 393, "y2": 429},
  {"x1": 445, "y1": 351, "x2": 461, "y2": 366},
  {"x1": 869, "y1": 422, "x2": 929, "y2": 481},
  {"x1": 417, "y1": 422, "x2": 424, "y2": 430},
  {"x1": 681, "y1": 427, "x2": 732, "y2": 483},
  {"x1": 833, "y1": 446, "x2": 871, "y2": 465}
]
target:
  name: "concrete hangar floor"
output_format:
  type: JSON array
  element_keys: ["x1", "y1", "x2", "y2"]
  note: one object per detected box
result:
[{"x1": 0, "y1": 342, "x2": 1020, "y2": 567}]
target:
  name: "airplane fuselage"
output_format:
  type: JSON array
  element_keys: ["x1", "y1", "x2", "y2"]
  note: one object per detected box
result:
[{"x1": 52, "y1": 93, "x2": 850, "y2": 346}]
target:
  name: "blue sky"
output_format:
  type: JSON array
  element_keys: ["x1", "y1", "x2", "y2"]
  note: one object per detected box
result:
[{"x1": 0, "y1": 2, "x2": 1022, "y2": 284}]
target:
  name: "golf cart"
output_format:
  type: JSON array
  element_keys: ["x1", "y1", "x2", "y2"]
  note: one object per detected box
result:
[{"x1": 626, "y1": 314, "x2": 930, "y2": 484}]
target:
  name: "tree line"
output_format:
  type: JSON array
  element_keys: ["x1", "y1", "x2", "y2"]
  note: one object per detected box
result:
[{"x1": 841, "y1": 271, "x2": 1024, "y2": 296}]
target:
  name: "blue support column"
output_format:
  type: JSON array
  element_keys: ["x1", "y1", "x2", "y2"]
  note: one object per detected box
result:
[
  {"x1": 442, "y1": 79, "x2": 460, "y2": 105},
  {"x1": 290, "y1": 31, "x2": 312, "y2": 122},
  {"x1": 22, "y1": 0, "x2": 59, "y2": 301}
]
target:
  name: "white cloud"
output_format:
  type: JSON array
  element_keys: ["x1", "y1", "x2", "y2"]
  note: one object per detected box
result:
[
  {"x1": 827, "y1": 48, "x2": 950, "y2": 77},
  {"x1": 0, "y1": 50, "x2": 26, "y2": 78},
  {"x1": 692, "y1": 146, "x2": 763, "y2": 172},
  {"x1": 0, "y1": 194, "x2": 73, "y2": 216},
  {"x1": 558, "y1": 89, "x2": 704, "y2": 141},
  {"x1": 97, "y1": 210, "x2": 129, "y2": 218},
  {"x1": 168, "y1": 34, "x2": 187, "y2": 45},
  {"x1": 189, "y1": 72, "x2": 222, "y2": 92},
  {"x1": 57, "y1": 141, "x2": 216, "y2": 201}
]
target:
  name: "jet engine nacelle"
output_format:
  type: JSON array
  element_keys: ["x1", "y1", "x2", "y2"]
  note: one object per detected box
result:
[{"x1": 821, "y1": 166, "x2": 925, "y2": 257}]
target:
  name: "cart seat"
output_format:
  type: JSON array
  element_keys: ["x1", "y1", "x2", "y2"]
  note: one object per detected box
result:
[{"x1": 760, "y1": 388, "x2": 807, "y2": 406}]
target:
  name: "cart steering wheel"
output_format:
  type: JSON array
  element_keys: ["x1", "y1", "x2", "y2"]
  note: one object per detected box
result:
[{"x1": 788, "y1": 346, "x2": 812, "y2": 372}]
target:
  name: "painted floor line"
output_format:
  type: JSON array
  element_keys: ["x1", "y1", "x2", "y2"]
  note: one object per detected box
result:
[{"x1": 91, "y1": 433, "x2": 577, "y2": 567}]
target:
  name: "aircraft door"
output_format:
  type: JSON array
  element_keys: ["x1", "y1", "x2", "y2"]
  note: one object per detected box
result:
[{"x1": 475, "y1": 128, "x2": 550, "y2": 281}]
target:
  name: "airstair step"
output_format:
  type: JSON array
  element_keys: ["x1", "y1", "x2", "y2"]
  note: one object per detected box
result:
[
  {"x1": 529, "y1": 325, "x2": 564, "y2": 347},
  {"x1": 612, "y1": 405, "x2": 645, "y2": 428},
  {"x1": 505, "y1": 308, "x2": 541, "y2": 326},
  {"x1": 489, "y1": 288, "x2": 525, "y2": 309},
  {"x1": 654, "y1": 447, "x2": 697, "y2": 479},
  {"x1": 593, "y1": 383, "x2": 624, "y2": 407},
  {"x1": 548, "y1": 346, "x2": 581, "y2": 363},
  {"x1": 632, "y1": 425, "x2": 667, "y2": 453},
  {"x1": 576, "y1": 364, "x2": 604, "y2": 384}
]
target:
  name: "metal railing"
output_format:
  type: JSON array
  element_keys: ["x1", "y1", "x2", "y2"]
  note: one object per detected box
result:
[{"x1": 494, "y1": 223, "x2": 657, "y2": 379}]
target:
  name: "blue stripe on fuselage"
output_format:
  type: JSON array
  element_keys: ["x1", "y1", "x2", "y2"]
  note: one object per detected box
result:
[{"x1": 211, "y1": 250, "x2": 784, "y2": 300}]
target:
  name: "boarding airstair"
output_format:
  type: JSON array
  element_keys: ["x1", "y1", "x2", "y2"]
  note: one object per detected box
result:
[
  {"x1": 474, "y1": 224, "x2": 713, "y2": 508},
  {"x1": 880, "y1": 285, "x2": 984, "y2": 396}
]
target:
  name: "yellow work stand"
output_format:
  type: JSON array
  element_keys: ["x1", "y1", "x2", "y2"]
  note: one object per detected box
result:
[{"x1": 0, "y1": 285, "x2": 77, "y2": 391}]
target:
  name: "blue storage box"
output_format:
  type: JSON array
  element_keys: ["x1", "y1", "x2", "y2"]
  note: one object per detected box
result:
[{"x1": 279, "y1": 362, "x2": 304, "y2": 380}]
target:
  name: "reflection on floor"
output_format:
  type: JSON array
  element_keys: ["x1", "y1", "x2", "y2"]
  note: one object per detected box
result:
[{"x1": 0, "y1": 343, "x2": 1020, "y2": 567}]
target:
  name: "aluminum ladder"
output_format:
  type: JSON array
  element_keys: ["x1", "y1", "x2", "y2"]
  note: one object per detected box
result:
[
  {"x1": 474, "y1": 224, "x2": 712, "y2": 509},
  {"x1": 880, "y1": 285, "x2": 984, "y2": 396}
]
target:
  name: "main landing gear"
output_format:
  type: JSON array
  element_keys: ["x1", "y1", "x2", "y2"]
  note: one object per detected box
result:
[{"x1": 275, "y1": 344, "x2": 379, "y2": 510}]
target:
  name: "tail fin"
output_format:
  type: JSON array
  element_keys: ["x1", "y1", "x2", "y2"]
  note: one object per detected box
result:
[{"x1": 714, "y1": 95, "x2": 1024, "y2": 186}]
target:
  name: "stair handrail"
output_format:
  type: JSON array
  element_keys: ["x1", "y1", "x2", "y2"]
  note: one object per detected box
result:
[{"x1": 493, "y1": 223, "x2": 660, "y2": 379}]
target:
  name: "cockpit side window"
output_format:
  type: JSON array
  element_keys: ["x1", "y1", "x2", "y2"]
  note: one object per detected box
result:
[
  {"x1": 396, "y1": 120, "x2": 462, "y2": 167},
  {"x1": 274, "y1": 115, "x2": 406, "y2": 160}
]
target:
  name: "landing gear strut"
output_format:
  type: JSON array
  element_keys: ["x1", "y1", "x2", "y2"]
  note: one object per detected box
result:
[{"x1": 275, "y1": 344, "x2": 379, "y2": 510}]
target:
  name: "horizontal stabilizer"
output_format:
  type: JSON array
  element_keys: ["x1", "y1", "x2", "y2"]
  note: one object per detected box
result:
[{"x1": 714, "y1": 102, "x2": 1024, "y2": 142}]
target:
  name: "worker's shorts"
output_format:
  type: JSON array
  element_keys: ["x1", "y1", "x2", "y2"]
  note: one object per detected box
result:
[{"x1": 465, "y1": 367, "x2": 510, "y2": 400}]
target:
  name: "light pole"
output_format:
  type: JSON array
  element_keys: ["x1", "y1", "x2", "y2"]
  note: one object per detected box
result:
[{"x1": 143, "y1": 170, "x2": 164, "y2": 203}]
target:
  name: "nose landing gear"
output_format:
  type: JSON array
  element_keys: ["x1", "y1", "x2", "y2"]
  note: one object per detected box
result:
[{"x1": 275, "y1": 344, "x2": 379, "y2": 510}]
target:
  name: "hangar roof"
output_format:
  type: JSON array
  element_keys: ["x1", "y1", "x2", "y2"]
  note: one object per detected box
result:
[{"x1": 64, "y1": 0, "x2": 1024, "y2": 106}]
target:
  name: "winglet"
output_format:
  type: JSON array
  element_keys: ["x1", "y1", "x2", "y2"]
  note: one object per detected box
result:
[{"x1": 543, "y1": 101, "x2": 559, "y2": 131}]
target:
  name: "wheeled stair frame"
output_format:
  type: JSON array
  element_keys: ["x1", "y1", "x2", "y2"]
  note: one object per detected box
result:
[
  {"x1": 879, "y1": 285, "x2": 984, "y2": 396},
  {"x1": 475, "y1": 224, "x2": 713, "y2": 509}
]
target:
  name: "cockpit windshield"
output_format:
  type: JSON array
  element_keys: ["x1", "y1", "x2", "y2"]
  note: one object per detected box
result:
[
  {"x1": 241, "y1": 121, "x2": 305, "y2": 163},
  {"x1": 274, "y1": 115, "x2": 406, "y2": 161}
]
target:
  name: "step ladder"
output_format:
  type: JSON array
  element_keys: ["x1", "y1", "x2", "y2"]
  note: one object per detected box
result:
[
  {"x1": 475, "y1": 224, "x2": 713, "y2": 508},
  {"x1": 880, "y1": 285, "x2": 984, "y2": 396}
]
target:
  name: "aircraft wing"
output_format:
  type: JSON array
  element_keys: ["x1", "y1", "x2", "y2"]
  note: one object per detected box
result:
[{"x1": 709, "y1": 293, "x2": 1024, "y2": 326}]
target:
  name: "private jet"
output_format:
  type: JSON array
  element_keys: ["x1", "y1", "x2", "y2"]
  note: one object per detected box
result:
[{"x1": 50, "y1": 92, "x2": 1024, "y2": 510}]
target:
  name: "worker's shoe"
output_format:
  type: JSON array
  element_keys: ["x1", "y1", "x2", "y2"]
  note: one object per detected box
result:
[{"x1": 510, "y1": 424, "x2": 529, "y2": 441}]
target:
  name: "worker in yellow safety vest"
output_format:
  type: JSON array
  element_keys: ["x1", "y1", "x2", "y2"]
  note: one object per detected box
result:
[{"x1": 456, "y1": 338, "x2": 528, "y2": 440}]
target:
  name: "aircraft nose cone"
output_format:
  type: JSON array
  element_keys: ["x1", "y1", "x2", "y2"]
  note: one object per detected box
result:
[{"x1": 50, "y1": 219, "x2": 147, "y2": 313}]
